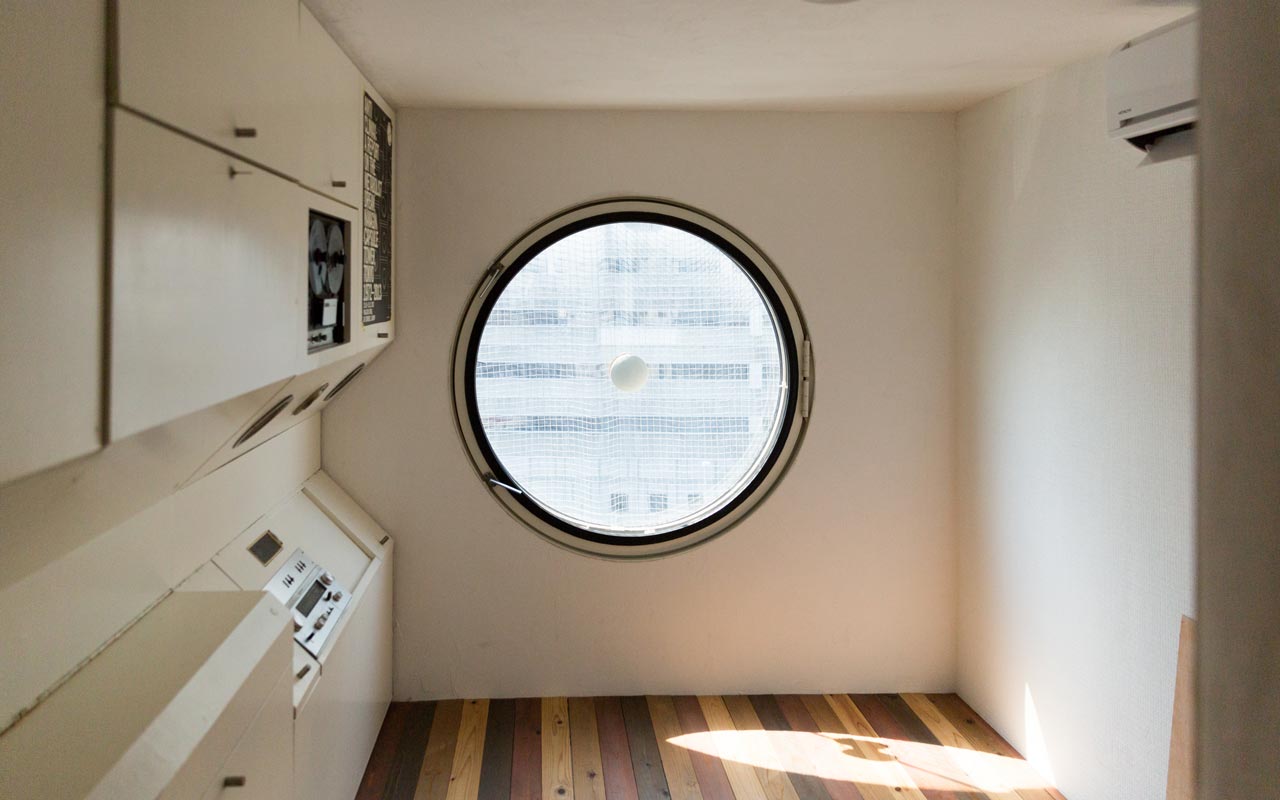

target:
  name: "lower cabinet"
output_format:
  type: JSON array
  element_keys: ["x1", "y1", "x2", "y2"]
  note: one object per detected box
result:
[
  {"x1": 208, "y1": 472, "x2": 395, "y2": 800},
  {"x1": 0, "y1": 476, "x2": 393, "y2": 800},
  {"x1": 295, "y1": 554, "x2": 393, "y2": 800},
  {"x1": 198, "y1": 669, "x2": 295, "y2": 800},
  {"x1": 0, "y1": 592, "x2": 293, "y2": 800}
]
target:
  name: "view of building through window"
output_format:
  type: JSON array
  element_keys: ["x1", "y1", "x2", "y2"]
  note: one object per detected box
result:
[{"x1": 474, "y1": 222, "x2": 788, "y2": 535}]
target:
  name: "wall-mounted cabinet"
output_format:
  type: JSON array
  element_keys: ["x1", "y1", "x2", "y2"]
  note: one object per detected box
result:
[
  {"x1": 106, "y1": 2, "x2": 395, "y2": 444},
  {"x1": 299, "y1": 5, "x2": 364, "y2": 209},
  {"x1": 111, "y1": 110, "x2": 303, "y2": 440},
  {"x1": 183, "y1": 346, "x2": 385, "y2": 487},
  {"x1": 113, "y1": 0, "x2": 306, "y2": 179},
  {"x1": 0, "y1": 1, "x2": 105, "y2": 486},
  {"x1": 2, "y1": 0, "x2": 395, "y2": 483}
]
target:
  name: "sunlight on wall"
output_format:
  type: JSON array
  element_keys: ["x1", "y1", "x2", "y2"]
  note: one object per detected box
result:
[
  {"x1": 1024, "y1": 683, "x2": 1057, "y2": 785},
  {"x1": 668, "y1": 729, "x2": 1055, "y2": 793}
]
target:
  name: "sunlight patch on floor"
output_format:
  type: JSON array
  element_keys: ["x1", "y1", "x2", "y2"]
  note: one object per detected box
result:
[{"x1": 668, "y1": 729, "x2": 1056, "y2": 792}]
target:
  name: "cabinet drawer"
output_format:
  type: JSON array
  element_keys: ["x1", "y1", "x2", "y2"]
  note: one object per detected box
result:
[
  {"x1": 156, "y1": 596, "x2": 294, "y2": 800},
  {"x1": 111, "y1": 110, "x2": 302, "y2": 439},
  {"x1": 299, "y1": 5, "x2": 363, "y2": 209},
  {"x1": 196, "y1": 668, "x2": 294, "y2": 800},
  {"x1": 113, "y1": 0, "x2": 303, "y2": 178}
]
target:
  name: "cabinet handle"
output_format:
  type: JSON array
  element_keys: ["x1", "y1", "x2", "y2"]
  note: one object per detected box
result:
[
  {"x1": 223, "y1": 775, "x2": 247, "y2": 787},
  {"x1": 227, "y1": 166, "x2": 253, "y2": 179},
  {"x1": 331, "y1": 180, "x2": 347, "y2": 188},
  {"x1": 233, "y1": 127, "x2": 257, "y2": 138}
]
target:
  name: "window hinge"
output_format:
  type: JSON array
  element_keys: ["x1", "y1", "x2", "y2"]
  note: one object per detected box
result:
[{"x1": 800, "y1": 339, "x2": 813, "y2": 419}]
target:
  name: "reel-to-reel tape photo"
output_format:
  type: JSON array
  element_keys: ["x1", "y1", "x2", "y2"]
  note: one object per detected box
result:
[{"x1": 307, "y1": 210, "x2": 349, "y2": 352}]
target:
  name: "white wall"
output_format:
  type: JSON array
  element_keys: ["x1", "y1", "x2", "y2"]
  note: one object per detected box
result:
[
  {"x1": 954, "y1": 57, "x2": 1195, "y2": 800},
  {"x1": 323, "y1": 109, "x2": 958, "y2": 699}
]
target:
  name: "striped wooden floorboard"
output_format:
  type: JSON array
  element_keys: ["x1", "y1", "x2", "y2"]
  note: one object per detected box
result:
[{"x1": 355, "y1": 694, "x2": 1067, "y2": 800}]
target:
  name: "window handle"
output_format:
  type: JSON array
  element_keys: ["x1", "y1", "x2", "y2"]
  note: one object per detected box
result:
[{"x1": 486, "y1": 476, "x2": 524, "y2": 495}]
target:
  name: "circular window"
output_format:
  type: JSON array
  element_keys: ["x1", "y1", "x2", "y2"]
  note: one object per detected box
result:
[{"x1": 453, "y1": 199, "x2": 810, "y2": 557}]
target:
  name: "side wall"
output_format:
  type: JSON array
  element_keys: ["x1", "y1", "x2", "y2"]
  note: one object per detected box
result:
[
  {"x1": 954, "y1": 57, "x2": 1195, "y2": 800},
  {"x1": 324, "y1": 109, "x2": 958, "y2": 699},
  {"x1": 1197, "y1": 2, "x2": 1280, "y2": 797}
]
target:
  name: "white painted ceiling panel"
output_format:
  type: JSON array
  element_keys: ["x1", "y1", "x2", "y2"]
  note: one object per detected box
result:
[{"x1": 306, "y1": 0, "x2": 1195, "y2": 111}]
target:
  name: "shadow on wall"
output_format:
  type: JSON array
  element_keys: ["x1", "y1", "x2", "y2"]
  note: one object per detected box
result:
[{"x1": 1140, "y1": 129, "x2": 1197, "y2": 164}]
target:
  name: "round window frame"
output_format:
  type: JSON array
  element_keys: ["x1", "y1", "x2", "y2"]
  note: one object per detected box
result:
[{"x1": 452, "y1": 198, "x2": 811, "y2": 558}]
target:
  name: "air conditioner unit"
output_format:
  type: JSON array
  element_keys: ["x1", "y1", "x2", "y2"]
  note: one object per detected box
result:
[{"x1": 1107, "y1": 14, "x2": 1198, "y2": 150}]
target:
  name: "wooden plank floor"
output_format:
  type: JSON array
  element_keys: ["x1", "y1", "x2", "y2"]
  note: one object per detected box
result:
[{"x1": 355, "y1": 694, "x2": 1067, "y2": 800}]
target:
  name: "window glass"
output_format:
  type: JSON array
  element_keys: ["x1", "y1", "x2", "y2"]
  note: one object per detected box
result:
[{"x1": 473, "y1": 221, "x2": 788, "y2": 536}]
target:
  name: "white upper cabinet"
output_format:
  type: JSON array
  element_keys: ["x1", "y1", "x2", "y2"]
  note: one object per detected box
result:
[
  {"x1": 0, "y1": 1, "x2": 105, "y2": 487},
  {"x1": 111, "y1": 111, "x2": 302, "y2": 441},
  {"x1": 97, "y1": 2, "x2": 394, "y2": 443},
  {"x1": 113, "y1": 0, "x2": 305, "y2": 179},
  {"x1": 299, "y1": 5, "x2": 364, "y2": 209}
]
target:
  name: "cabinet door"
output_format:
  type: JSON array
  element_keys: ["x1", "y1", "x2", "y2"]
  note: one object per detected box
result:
[
  {"x1": 114, "y1": 0, "x2": 303, "y2": 178},
  {"x1": 0, "y1": 0, "x2": 104, "y2": 485},
  {"x1": 299, "y1": 5, "x2": 363, "y2": 209},
  {"x1": 198, "y1": 669, "x2": 295, "y2": 800},
  {"x1": 111, "y1": 111, "x2": 301, "y2": 440},
  {"x1": 294, "y1": 554, "x2": 392, "y2": 800}
]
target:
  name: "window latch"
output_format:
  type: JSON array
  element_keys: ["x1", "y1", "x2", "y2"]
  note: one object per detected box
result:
[
  {"x1": 486, "y1": 475, "x2": 524, "y2": 495},
  {"x1": 800, "y1": 339, "x2": 814, "y2": 419}
]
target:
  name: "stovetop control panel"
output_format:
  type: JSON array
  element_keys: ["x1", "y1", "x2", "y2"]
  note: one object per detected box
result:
[{"x1": 264, "y1": 548, "x2": 352, "y2": 658}]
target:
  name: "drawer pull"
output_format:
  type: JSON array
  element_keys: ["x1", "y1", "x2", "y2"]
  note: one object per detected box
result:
[
  {"x1": 227, "y1": 166, "x2": 253, "y2": 179},
  {"x1": 223, "y1": 775, "x2": 247, "y2": 787},
  {"x1": 233, "y1": 127, "x2": 257, "y2": 138},
  {"x1": 331, "y1": 179, "x2": 347, "y2": 188}
]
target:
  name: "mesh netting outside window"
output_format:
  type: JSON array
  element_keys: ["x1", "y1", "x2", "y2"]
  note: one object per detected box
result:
[{"x1": 473, "y1": 222, "x2": 789, "y2": 536}]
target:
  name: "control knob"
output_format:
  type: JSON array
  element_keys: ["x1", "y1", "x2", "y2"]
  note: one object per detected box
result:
[{"x1": 320, "y1": 572, "x2": 334, "y2": 586}]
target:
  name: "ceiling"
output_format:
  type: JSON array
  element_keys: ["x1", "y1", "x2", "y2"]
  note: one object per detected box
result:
[{"x1": 306, "y1": 0, "x2": 1195, "y2": 112}]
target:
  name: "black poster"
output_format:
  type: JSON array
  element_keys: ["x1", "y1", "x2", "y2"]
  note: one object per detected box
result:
[{"x1": 362, "y1": 93, "x2": 393, "y2": 325}]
